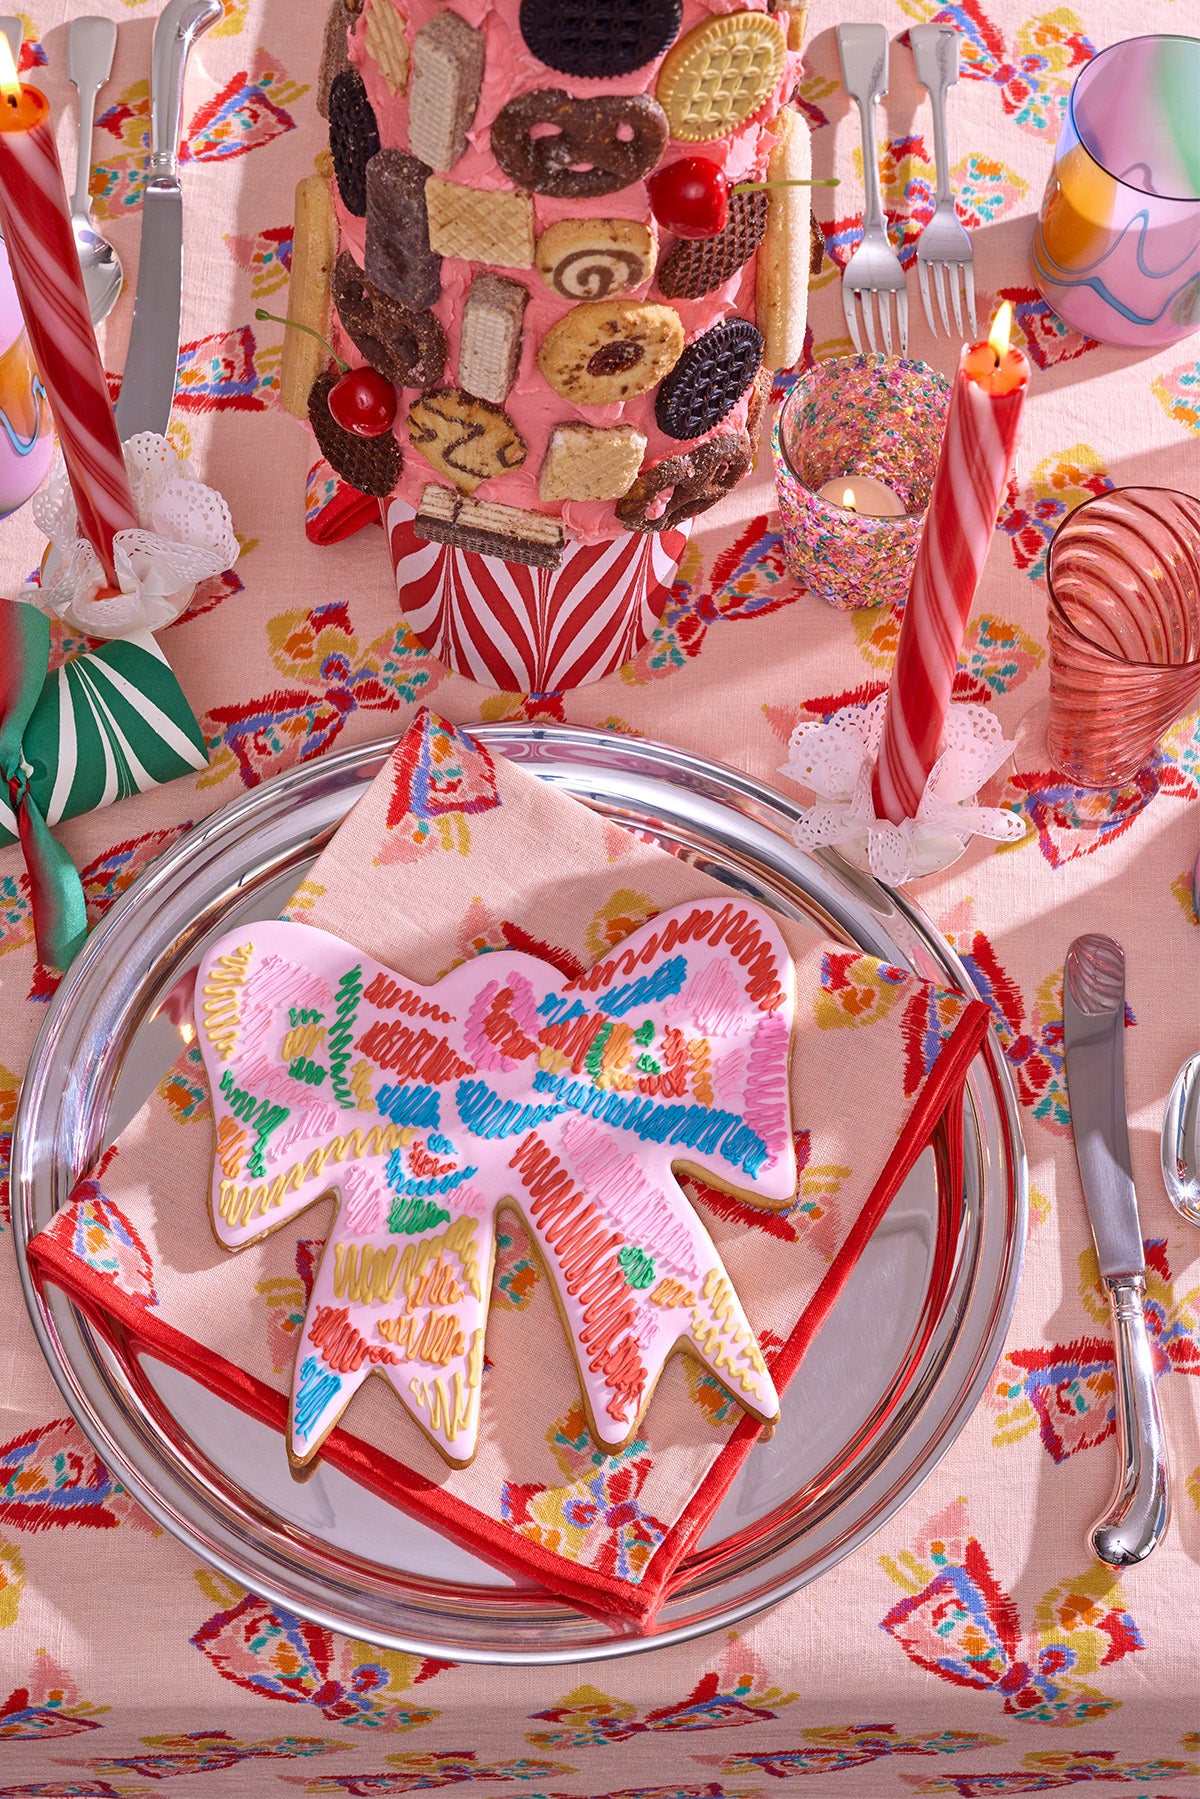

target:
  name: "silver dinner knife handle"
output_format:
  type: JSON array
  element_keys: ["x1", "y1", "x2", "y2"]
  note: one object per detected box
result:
[
  {"x1": 1093, "y1": 1273, "x2": 1171, "y2": 1567},
  {"x1": 149, "y1": 0, "x2": 222, "y2": 178}
]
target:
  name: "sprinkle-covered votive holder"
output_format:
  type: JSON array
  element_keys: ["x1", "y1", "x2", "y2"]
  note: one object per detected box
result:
[{"x1": 772, "y1": 354, "x2": 951, "y2": 610}]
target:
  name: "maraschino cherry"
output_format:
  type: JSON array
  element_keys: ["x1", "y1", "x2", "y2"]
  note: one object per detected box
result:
[
  {"x1": 648, "y1": 156, "x2": 837, "y2": 241},
  {"x1": 254, "y1": 308, "x2": 397, "y2": 438}
]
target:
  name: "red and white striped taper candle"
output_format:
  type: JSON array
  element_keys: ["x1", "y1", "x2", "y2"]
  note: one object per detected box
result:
[
  {"x1": 0, "y1": 45, "x2": 137, "y2": 587},
  {"x1": 872, "y1": 304, "x2": 1029, "y2": 825}
]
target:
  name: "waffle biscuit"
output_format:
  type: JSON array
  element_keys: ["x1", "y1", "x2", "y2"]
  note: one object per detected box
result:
[
  {"x1": 654, "y1": 317, "x2": 763, "y2": 439},
  {"x1": 333, "y1": 252, "x2": 447, "y2": 388},
  {"x1": 655, "y1": 11, "x2": 786, "y2": 142},
  {"x1": 517, "y1": 0, "x2": 682, "y2": 78},
  {"x1": 363, "y1": 0, "x2": 411, "y2": 93},
  {"x1": 535, "y1": 218, "x2": 656, "y2": 299},
  {"x1": 539, "y1": 422, "x2": 648, "y2": 501},
  {"x1": 408, "y1": 11, "x2": 485, "y2": 172},
  {"x1": 406, "y1": 386, "x2": 527, "y2": 491},
  {"x1": 365, "y1": 149, "x2": 443, "y2": 308},
  {"x1": 424, "y1": 176, "x2": 535, "y2": 266},
  {"x1": 280, "y1": 173, "x2": 337, "y2": 419},
  {"x1": 457, "y1": 273, "x2": 528, "y2": 404},
  {"x1": 616, "y1": 430, "x2": 752, "y2": 531},
  {"x1": 657, "y1": 189, "x2": 767, "y2": 300},
  {"x1": 414, "y1": 484, "x2": 565, "y2": 568},
  {"x1": 317, "y1": 0, "x2": 353, "y2": 118},
  {"x1": 328, "y1": 69, "x2": 381, "y2": 215},
  {"x1": 491, "y1": 90, "x2": 668, "y2": 199},
  {"x1": 308, "y1": 372, "x2": 402, "y2": 497},
  {"x1": 538, "y1": 299, "x2": 684, "y2": 405},
  {"x1": 756, "y1": 103, "x2": 811, "y2": 371}
]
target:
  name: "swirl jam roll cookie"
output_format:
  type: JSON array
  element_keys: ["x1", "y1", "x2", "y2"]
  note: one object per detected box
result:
[
  {"x1": 535, "y1": 219, "x2": 657, "y2": 300},
  {"x1": 655, "y1": 11, "x2": 786, "y2": 142},
  {"x1": 491, "y1": 90, "x2": 669, "y2": 199},
  {"x1": 538, "y1": 299, "x2": 684, "y2": 405},
  {"x1": 406, "y1": 387, "x2": 528, "y2": 490}
]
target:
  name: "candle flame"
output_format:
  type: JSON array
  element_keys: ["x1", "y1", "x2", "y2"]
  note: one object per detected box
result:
[
  {"x1": 842, "y1": 487, "x2": 857, "y2": 511},
  {"x1": 0, "y1": 35, "x2": 19, "y2": 104},
  {"x1": 988, "y1": 300, "x2": 1013, "y2": 362}
]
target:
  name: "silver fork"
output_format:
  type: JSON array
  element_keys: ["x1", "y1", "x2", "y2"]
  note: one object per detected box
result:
[
  {"x1": 910, "y1": 22, "x2": 977, "y2": 339},
  {"x1": 836, "y1": 22, "x2": 908, "y2": 356}
]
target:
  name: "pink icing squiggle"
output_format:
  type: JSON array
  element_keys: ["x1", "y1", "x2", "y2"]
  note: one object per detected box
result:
[
  {"x1": 666, "y1": 956, "x2": 751, "y2": 1039},
  {"x1": 341, "y1": 1165, "x2": 392, "y2": 1235},
  {"x1": 270, "y1": 1100, "x2": 340, "y2": 1162},
  {"x1": 743, "y1": 1012, "x2": 791, "y2": 1166},
  {"x1": 463, "y1": 979, "x2": 509, "y2": 1072},
  {"x1": 448, "y1": 1183, "x2": 489, "y2": 1217},
  {"x1": 560, "y1": 1117, "x2": 701, "y2": 1281},
  {"x1": 236, "y1": 955, "x2": 337, "y2": 1107}
]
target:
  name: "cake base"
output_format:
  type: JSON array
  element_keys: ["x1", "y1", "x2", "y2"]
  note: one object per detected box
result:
[{"x1": 386, "y1": 498, "x2": 689, "y2": 692}]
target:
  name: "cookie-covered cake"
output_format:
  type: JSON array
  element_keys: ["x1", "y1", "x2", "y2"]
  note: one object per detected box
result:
[{"x1": 309, "y1": 0, "x2": 811, "y2": 570}]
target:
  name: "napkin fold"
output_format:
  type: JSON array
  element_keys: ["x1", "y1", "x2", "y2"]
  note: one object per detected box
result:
[{"x1": 29, "y1": 711, "x2": 990, "y2": 1629}]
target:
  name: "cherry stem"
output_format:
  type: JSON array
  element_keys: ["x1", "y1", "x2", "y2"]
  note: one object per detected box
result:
[
  {"x1": 732, "y1": 178, "x2": 840, "y2": 193},
  {"x1": 254, "y1": 307, "x2": 349, "y2": 373}
]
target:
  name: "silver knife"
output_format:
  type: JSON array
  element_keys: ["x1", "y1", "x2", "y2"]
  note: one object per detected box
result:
[
  {"x1": 115, "y1": 0, "x2": 221, "y2": 440},
  {"x1": 1063, "y1": 934, "x2": 1170, "y2": 1566}
]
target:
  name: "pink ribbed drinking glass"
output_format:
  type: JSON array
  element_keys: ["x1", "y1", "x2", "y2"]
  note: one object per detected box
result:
[{"x1": 1045, "y1": 487, "x2": 1200, "y2": 788}]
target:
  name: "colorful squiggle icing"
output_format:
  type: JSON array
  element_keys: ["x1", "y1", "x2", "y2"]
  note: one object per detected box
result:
[{"x1": 197, "y1": 902, "x2": 797, "y2": 1467}]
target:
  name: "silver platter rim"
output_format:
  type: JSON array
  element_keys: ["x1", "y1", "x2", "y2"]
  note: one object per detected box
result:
[{"x1": 13, "y1": 724, "x2": 1026, "y2": 1664}]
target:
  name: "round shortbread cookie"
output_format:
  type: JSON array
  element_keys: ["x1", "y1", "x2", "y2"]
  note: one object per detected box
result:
[
  {"x1": 655, "y1": 11, "x2": 786, "y2": 143},
  {"x1": 538, "y1": 300, "x2": 684, "y2": 404}
]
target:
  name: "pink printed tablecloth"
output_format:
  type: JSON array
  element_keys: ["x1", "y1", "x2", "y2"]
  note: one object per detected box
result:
[{"x1": 0, "y1": 1, "x2": 1198, "y2": 1794}]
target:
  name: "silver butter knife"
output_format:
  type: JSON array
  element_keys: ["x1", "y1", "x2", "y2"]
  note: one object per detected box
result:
[
  {"x1": 115, "y1": 0, "x2": 221, "y2": 440},
  {"x1": 1063, "y1": 934, "x2": 1170, "y2": 1566}
]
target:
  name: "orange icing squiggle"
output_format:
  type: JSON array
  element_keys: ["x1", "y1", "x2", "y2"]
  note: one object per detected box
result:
[{"x1": 309, "y1": 1303, "x2": 401, "y2": 1372}]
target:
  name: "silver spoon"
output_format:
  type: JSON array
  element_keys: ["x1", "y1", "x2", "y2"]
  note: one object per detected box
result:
[
  {"x1": 67, "y1": 16, "x2": 123, "y2": 325},
  {"x1": 1161, "y1": 848, "x2": 1200, "y2": 1227}
]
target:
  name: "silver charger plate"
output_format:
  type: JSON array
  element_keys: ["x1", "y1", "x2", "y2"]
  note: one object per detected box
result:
[{"x1": 13, "y1": 725, "x2": 1025, "y2": 1664}]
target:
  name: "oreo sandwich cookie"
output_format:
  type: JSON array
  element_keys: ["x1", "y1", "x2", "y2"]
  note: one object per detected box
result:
[
  {"x1": 654, "y1": 317, "x2": 763, "y2": 440},
  {"x1": 519, "y1": 0, "x2": 682, "y2": 78}
]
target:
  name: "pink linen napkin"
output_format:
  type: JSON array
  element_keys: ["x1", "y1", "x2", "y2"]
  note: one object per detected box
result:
[{"x1": 29, "y1": 711, "x2": 990, "y2": 1629}]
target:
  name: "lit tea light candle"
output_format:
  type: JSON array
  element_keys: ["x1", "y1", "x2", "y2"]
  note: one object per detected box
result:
[{"x1": 815, "y1": 475, "x2": 907, "y2": 517}]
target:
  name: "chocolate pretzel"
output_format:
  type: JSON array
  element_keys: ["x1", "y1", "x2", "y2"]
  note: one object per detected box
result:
[
  {"x1": 491, "y1": 89, "x2": 668, "y2": 199},
  {"x1": 617, "y1": 431, "x2": 752, "y2": 533},
  {"x1": 332, "y1": 253, "x2": 447, "y2": 390}
]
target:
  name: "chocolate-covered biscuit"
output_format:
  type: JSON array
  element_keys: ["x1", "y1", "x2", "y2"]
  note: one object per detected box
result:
[
  {"x1": 491, "y1": 89, "x2": 668, "y2": 199},
  {"x1": 617, "y1": 430, "x2": 752, "y2": 532},
  {"x1": 308, "y1": 372, "x2": 401, "y2": 497},
  {"x1": 518, "y1": 0, "x2": 682, "y2": 78},
  {"x1": 332, "y1": 252, "x2": 447, "y2": 389},
  {"x1": 328, "y1": 69, "x2": 380, "y2": 216},
  {"x1": 657, "y1": 190, "x2": 768, "y2": 300},
  {"x1": 654, "y1": 317, "x2": 763, "y2": 440},
  {"x1": 364, "y1": 149, "x2": 443, "y2": 310}
]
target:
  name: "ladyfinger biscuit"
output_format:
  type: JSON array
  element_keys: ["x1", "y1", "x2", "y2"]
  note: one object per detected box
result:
[
  {"x1": 408, "y1": 10, "x2": 485, "y2": 172},
  {"x1": 280, "y1": 171, "x2": 337, "y2": 419},
  {"x1": 365, "y1": 148, "x2": 443, "y2": 309},
  {"x1": 756, "y1": 104, "x2": 812, "y2": 372},
  {"x1": 457, "y1": 273, "x2": 528, "y2": 404}
]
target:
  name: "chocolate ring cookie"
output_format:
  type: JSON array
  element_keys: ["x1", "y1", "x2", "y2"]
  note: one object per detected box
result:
[
  {"x1": 538, "y1": 299, "x2": 684, "y2": 404},
  {"x1": 491, "y1": 90, "x2": 668, "y2": 199},
  {"x1": 617, "y1": 431, "x2": 753, "y2": 532},
  {"x1": 655, "y1": 317, "x2": 763, "y2": 440},
  {"x1": 518, "y1": 0, "x2": 682, "y2": 78},
  {"x1": 332, "y1": 253, "x2": 447, "y2": 389}
]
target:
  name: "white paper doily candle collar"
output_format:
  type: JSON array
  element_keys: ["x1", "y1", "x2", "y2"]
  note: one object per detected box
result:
[
  {"x1": 783, "y1": 696, "x2": 1026, "y2": 884},
  {"x1": 30, "y1": 434, "x2": 239, "y2": 639}
]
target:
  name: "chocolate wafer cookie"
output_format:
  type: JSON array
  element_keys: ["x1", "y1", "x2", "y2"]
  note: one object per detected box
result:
[
  {"x1": 657, "y1": 189, "x2": 768, "y2": 300},
  {"x1": 414, "y1": 485, "x2": 565, "y2": 568},
  {"x1": 518, "y1": 0, "x2": 682, "y2": 78},
  {"x1": 364, "y1": 149, "x2": 443, "y2": 310},
  {"x1": 308, "y1": 372, "x2": 401, "y2": 497},
  {"x1": 654, "y1": 317, "x2": 763, "y2": 440},
  {"x1": 333, "y1": 252, "x2": 447, "y2": 389},
  {"x1": 328, "y1": 69, "x2": 380, "y2": 216}
]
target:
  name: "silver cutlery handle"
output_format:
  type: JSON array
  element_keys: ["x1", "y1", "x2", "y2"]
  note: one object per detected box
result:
[
  {"x1": 910, "y1": 23, "x2": 958, "y2": 209},
  {"x1": 1093, "y1": 1274, "x2": 1171, "y2": 1567},
  {"x1": 149, "y1": 0, "x2": 222, "y2": 178},
  {"x1": 67, "y1": 17, "x2": 117, "y2": 219},
  {"x1": 836, "y1": 23, "x2": 889, "y2": 235}
]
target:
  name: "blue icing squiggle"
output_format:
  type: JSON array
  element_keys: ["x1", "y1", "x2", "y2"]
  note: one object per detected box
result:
[
  {"x1": 294, "y1": 1355, "x2": 341, "y2": 1439},
  {"x1": 598, "y1": 956, "x2": 688, "y2": 1017},
  {"x1": 455, "y1": 1078, "x2": 567, "y2": 1139},
  {"x1": 376, "y1": 1083, "x2": 442, "y2": 1129},
  {"x1": 531, "y1": 1069, "x2": 768, "y2": 1179},
  {"x1": 384, "y1": 1150, "x2": 478, "y2": 1198},
  {"x1": 538, "y1": 994, "x2": 586, "y2": 1024},
  {"x1": 428, "y1": 1132, "x2": 457, "y2": 1156}
]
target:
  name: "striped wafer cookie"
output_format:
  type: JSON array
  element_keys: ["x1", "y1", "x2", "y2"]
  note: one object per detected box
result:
[
  {"x1": 363, "y1": 0, "x2": 410, "y2": 93},
  {"x1": 457, "y1": 273, "x2": 528, "y2": 404},
  {"x1": 413, "y1": 484, "x2": 565, "y2": 568},
  {"x1": 408, "y1": 10, "x2": 485, "y2": 172}
]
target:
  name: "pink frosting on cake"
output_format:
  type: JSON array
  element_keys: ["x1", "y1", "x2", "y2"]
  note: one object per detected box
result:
[{"x1": 338, "y1": 0, "x2": 801, "y2": 545}]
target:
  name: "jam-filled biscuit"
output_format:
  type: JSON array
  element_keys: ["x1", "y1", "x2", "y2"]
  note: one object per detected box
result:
[
  {"x1": 654, "y1": 317, "x2": 763, "y2": 439},
  {"x1": 518, "y1": 0, "x2": 682, "y2": 78},
  {"x1": 332, "y1": 252, "x2": 447, "y2": 389},
  {"x1": 538, "y1": 299, "x2": 684, "y2": 404},
  {"x1": 617, "y1": 430, "x2": 753, "y2": 532},
  {"x1": 406, "y1": 386, "x2": 527, "y2": 491},
  {"x1": 491, "y1": 89, "x2": 668, "y2": 199},
  {"x1": 536, "y1": 218, "x2": 656, "y2": 300}
]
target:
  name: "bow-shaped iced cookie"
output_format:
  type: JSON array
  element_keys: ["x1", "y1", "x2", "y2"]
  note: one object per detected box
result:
[{"x1": 197, "y1": 903, "x2": 797, "y2": 1468}]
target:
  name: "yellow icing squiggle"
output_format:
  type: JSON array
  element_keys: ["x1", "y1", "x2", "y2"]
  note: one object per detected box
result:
[
  {"x1": 200, "y1": 943, "x2": 254, "y2": 1061},
  {"x1": 216, "y1": 1122, "x2": 413, "y2": 1226}
]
